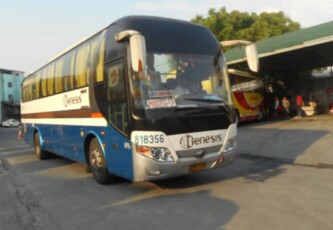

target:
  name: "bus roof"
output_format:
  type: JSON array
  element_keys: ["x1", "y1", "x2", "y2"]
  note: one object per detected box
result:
[{"x1": 28, "y1": 15, "x2": 212, "y2": 77}]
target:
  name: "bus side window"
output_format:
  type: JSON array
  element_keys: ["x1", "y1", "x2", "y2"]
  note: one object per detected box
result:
[
  {"x1": 22, "y1": 85, "x2": 27, "y2": 102},
  {"x1": 29, "y1": 74, "x2": 35, "y2": 100},
  {"x1": 96, "y1": 38, "x2": 105, "y2": 83},
  {"x1": 75, "y1": 43, "x2": 90, "y2": 88},
  {"x1": 35, "y1": 71, "x2": 41, "y2": 99},
  {"x1": 62, "y1": 51, "x2": 75, "y2": 91},
  {"x1": 55, "y1": 59, "x2": 64, "y2": 93},
  {"x1": 41, "y1": 68, "x2": 48, "y2": 97},
  {"x1": 90, "y1": 38, "x2": 99, "y2": 83},
  {"x1": 47, "y1": 64, "x2": 55, "y2": 96},
  {"x1": 22, "y1": 77, "x2": 32, "y2": 102},
  {"x1": 90, "y1": 35, "x2": 105, "y2": 83}
]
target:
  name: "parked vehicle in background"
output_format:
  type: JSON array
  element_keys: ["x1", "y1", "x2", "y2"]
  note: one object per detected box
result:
[
  {"x1": 228, "y1": 69, "x2": 265, "y2": 123},
  {"x1": 1, "y1": 119, "x2": 21, "y2": 127}
]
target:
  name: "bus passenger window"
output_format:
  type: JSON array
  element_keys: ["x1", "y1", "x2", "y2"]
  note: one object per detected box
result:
[
  {"x1": 75, "y1": 44, "x2": 90, "y2": 88},
  {"x1": 96, "y1": 38, "x2": 105, "y2": 83},
  {"x1": 35, "y1": 72, "x2": 41, "y2": 99},
  {"x1": 41, "y1": 68, "x2": 48, "y2": 97},
  {"x1": 63, "y1": 52, "x2": 75, "y2": 91},
  {"x1": 47, "y1": 64, "x2": 55, "y2": 96},
  {"x1": 28, "y1": 75, "x2": 35, "y2": 101},
  {"x1": 55, "y1": 60, "x2": 64, "y2": 93},
  {"x1": 90, "y1": 37, "x2": 105, "y2": 83}
]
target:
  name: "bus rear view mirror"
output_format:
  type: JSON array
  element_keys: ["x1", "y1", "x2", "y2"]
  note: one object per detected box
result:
[
  {"x1": 116, "y1": 30, "x2": 147, "y2": 73},
  {"x1": 220, "y1": 40, "x2": 259, "y2": 73}
]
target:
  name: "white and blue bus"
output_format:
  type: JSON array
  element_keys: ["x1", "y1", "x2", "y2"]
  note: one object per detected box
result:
[{"x1": 21, "y1": 16, "x2": 258, "y2": 184}]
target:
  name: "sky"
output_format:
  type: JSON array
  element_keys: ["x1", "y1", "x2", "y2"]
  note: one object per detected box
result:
[{"x1": 1, "y1": 0, "x2": 333, "y2": 75}]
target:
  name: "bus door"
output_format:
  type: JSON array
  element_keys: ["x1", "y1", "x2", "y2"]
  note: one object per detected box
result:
[{"x1": 104, "y1": 59, "x2": 133, "y2": 179}]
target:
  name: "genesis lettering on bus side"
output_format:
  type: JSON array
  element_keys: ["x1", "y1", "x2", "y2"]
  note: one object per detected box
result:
[{"x1": 63, "y1": 95, "x2": 82, "y2": 107}]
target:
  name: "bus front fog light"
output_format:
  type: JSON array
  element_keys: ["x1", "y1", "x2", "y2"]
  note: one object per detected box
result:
[
  {"x1": 147, "y1": 169, "x2": 161, "y2": 176},
  {"x1": 136, "y1": 146, "x2": 174, "y2": 162},
  {"x1": 223, "y1": 137, "x2": 237, "y2": 152}
]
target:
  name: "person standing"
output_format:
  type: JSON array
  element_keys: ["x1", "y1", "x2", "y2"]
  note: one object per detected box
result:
[
  {"x1": 274, "y1": 96, "x2": 281, "y2": 118},
  {"x1": 17, "y1": 124, "x2": 23, "y2": 140},
  {"x1": 282, "y1": 96, "x2": 291, "y2": 118},
  {"x1": 296, "y1": 95, "x2": 304, "y2": 117}
]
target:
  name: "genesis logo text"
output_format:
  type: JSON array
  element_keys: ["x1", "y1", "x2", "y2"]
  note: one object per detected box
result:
[
  {"x1": 63, "y1": 95, "x2": 82, "y2": 107},
  {"x1": 179, "y1": 134, "x2": 222, "y2": 149}
]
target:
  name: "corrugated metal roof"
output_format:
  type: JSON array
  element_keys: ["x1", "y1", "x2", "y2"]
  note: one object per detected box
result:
[{"x1": 225, "y1": 20, "x2": 333, "y2": 64}]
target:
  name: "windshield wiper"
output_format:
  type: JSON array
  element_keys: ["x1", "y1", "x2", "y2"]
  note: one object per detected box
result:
[{"x1": 184, "y1": 98, "x2": 225, "y2": 104}]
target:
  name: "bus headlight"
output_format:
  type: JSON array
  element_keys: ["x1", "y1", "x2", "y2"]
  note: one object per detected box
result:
[
  {"x1": 136, "y1": 146, "x2": 175, "y2": 162},
  {"x1": 223, "y1": 137, "x2": 237, "y2": 153}
]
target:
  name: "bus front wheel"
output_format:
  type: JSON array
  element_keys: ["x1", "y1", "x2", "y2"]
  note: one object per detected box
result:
[
  {"x1": 89, "y1": 138, "x2": 113, "y2": 184},
  {"x1": 34, "y1": 133, "x2": 49, "y2": 160}
]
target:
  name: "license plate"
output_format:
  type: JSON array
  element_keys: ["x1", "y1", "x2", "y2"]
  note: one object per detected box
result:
[{"x1": 190, "y1": 162, "x2": 207, "y2": 172}]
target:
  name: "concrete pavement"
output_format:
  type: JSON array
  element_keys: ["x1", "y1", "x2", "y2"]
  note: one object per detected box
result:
[
  {"x1": 237, "y1": 114, "x2": 333, "y2": 168},
  {"x1": 0, "y1": 148, "x2": 26, "y2": 230},
  {"x1": 1, "y1": 115, "x2": 333, "y2": 229}
]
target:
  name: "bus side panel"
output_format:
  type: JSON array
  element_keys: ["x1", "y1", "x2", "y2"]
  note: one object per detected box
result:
[
  {"x1": 102, "y1": 127, "x2": 134, "y2": 181},
  {"x1": 233, "y1": 92, "x2": 262, "y2": 122},
  {"x1": 58, "y1": 125, "x2": 86, "y2": 162},
  {"x1": 23, "y1": 124, "x2": 53, "y2": 151},
  {"x1": 24, "y1": 123, "x2": 88, "y2": 163}
]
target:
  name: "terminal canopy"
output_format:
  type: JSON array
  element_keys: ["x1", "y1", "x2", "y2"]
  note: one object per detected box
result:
[{"x1": 225, "y1": 21, "x2": 333, "y2": 74}]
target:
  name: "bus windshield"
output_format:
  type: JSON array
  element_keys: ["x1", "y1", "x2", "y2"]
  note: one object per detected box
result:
[
  {"x1": 230, "y1": 74, "x2": 263, "y2": 93},
  {"x1": 130, "y1": 52, "x2": 231, "y2": 113}
]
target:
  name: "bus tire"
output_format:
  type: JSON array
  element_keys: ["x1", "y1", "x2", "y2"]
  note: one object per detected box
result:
[
  {"x1": 89, "y1": 138, "x2": 113, "y2": 184},
  {"x1": 34, "y1": 133, "x2": 49, "y2": 160}
]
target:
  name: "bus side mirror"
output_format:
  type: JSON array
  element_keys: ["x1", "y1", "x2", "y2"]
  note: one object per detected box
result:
[
  {"x1": 221, "y1": 40, "x2": 259, "y2": 73},
  {"x1": 129, "y1": 34, "x2": 147, "y2": 73},
  {"x1": 115, "y1": 30, "x2": 147, "y2": 73},
  {"x1": 245, "y1": 43, "x2": 258, "y2": 73}
]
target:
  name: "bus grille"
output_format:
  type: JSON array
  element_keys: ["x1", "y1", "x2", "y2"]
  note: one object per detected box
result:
[{"x1": 176, "y1": 145, "x2": 222, "y2": 158}]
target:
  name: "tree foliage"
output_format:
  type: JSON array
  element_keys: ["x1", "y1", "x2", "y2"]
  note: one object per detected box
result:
[{"x1": 191, "y1": 7, "x2": 301, "y2": 42}]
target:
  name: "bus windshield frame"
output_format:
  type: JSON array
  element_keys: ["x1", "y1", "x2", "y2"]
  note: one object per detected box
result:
[{"x1": 129, "y1": 51, "x2": 232, "y2": 119}]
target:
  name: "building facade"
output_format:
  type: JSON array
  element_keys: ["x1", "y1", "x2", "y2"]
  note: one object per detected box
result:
[{"x1": 0, "y1": 68, "x2": 24, "y2": 122}]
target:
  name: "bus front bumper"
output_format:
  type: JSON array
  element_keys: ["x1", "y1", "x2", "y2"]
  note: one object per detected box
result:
[{"x1": 132, "y1": 148, "x2": 237, "y2": 182}]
